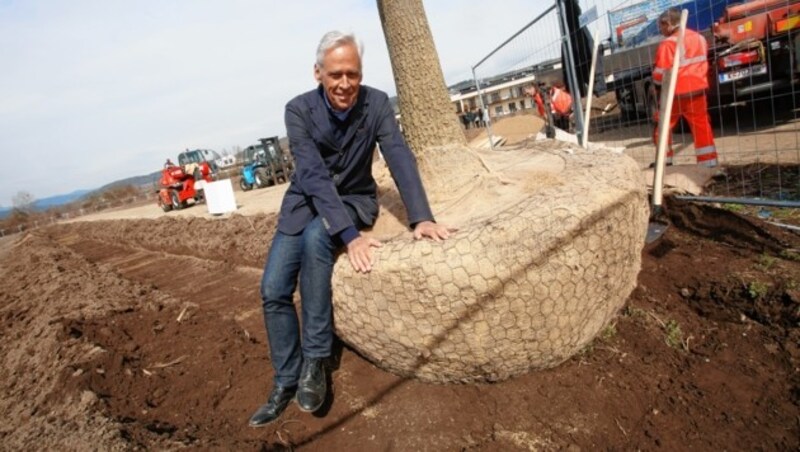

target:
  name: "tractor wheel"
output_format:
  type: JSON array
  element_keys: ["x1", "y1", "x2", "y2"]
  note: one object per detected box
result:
[
  {"x1": 255, "y1": 168, "x2": 271, "y2": 188},
  {"x1": 269, "y1": 163, "x2": 281, "y2": 186},
  {"x1": 170, "y1": 190, "x2": 182, "y2": 210},
  {"x1": 194, "y1": 190, "x2": 205, "y2": 204},
  {"x1": 158, "y1": 194, "x2": 172, "y2": 212},
  {"x1": 616, "y1": 87, "x2": 644, "y2": 122},
  {"x1": 277, "y1": 162, "x2": 289, "y2": 183},
  {"x1": 239, "y1": 177, "x2": 252, "y2": 191}
]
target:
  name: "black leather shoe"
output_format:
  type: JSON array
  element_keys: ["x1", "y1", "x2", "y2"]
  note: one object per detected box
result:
[
  {"x1": 296, "y1": 358, "x2": 327, "y2": 413},
  {"x1": 248, "y1": 385, "x2": 296, "y2": 427}
]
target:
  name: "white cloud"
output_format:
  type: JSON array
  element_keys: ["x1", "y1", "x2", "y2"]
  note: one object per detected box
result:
[{"x1": 0, "y1": 0, "x2": 554, "y2": 205}]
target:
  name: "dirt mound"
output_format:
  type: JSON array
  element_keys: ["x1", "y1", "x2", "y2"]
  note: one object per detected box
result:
[
  {"x1": 0, "y1": 232, "x2": 177, "y2": 449},
  {"x1": 469, "y1": 114, "x2": 545, "y2": 147},
  {"x1": 665, "y1": 197, "x2": 798, "y2": 254},
  {"x1": 57, "y1": 213, "x2": 277, "y2": 268},
  {"x1": 0, "y1": 197, "x2": 798, "y2": 449}
]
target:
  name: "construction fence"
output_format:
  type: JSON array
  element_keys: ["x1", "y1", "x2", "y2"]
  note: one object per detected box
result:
[{"x1": 468, "y1": 0, "x2": 800, "y2": 204}]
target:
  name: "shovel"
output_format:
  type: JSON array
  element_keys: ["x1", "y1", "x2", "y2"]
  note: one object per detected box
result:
[{"x1": 647, "y1": 9, "x2": 688, "y2": 244}]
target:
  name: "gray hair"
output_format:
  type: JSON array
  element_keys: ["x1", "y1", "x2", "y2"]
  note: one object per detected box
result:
[{"x1": 315, "y1": 31, "x2": 364, "y2": 67}]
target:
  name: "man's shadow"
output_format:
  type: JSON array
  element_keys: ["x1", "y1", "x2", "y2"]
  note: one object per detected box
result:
[{"x1": 312, "y1": 335, "x2": 345, "y2": 417}]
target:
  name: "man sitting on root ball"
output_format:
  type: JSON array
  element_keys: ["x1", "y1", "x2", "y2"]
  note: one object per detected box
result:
[{"x1": 248, "y1": 30, "x2": 454, "y2": 427}]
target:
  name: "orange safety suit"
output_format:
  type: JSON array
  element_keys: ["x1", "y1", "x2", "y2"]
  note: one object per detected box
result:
[
  {"x1": 532, "y1": 86, "x2": 572, "y2": 131},
  {"x1": 550, "y1": 87, "x2": 572, "y2": 116},
  {"x1": 532, "y1": 87, "x2": 573, "y2": 116},
  {"x1": 532, "y1": 87, "x2": 572, "y2": 132},
  {"x1": 652, "y1": 28, "x2": 718, "y2": 167},
  {"x1": 533, "y1": 91, "x2": 545, "y2": 116}
]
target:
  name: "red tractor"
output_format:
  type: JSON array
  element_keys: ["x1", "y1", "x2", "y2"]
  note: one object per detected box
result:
[{"x1": 156, "y1": 160, "x2": 214, "y2": 212}]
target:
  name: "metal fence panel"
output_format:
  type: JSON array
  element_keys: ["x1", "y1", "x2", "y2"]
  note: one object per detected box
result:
[{"x1": 466, "y1": 0, "x2": 800, "y2": 203}]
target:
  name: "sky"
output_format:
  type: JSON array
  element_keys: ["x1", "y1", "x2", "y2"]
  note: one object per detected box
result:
[{"x1": 0, "y1": 0, "x2": 555, "y2": 207}]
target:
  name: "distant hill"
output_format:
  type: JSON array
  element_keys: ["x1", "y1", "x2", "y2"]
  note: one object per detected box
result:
[
  {"x1": 0, "y1": 171, "x2": 162, "y2": 220},
  {"x1": 95, "y1": 170, "x2": 161, "y2": 192},
  {"x1": 36, "y1": 188, "x2": 93, "y2": 209},
  {"x1": 0, "y1": 158, "x2": 250, "y2": 220},
  {"x1": 0, "y1": 188, "x2": 93, "y2": 219}
]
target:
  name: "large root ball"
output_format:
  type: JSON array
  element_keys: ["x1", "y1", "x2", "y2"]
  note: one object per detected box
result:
[{"x1": 332, "y1": 143, "x2": 648, "y2": 383}]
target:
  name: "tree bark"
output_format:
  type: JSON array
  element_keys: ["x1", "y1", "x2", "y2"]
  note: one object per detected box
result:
[
  {"x1": 377, "y1": 0, "x2": 488, "y2": 192},
  {"x1": 377, "y1": 0, "x2": 466, "y2": 153}
]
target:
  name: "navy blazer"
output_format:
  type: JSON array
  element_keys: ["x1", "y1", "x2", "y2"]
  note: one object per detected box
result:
[{"x1": 277, "y1": 84, "x2": 434, "y2": 237}]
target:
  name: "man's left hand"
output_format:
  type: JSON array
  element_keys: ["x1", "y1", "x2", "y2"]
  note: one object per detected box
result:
[{"x1": 413, "y1": 221, "x2": 457, "y2": 242}]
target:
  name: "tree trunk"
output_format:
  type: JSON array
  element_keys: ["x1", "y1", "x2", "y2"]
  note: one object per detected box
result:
[
  {"x1": 377, "y1": 0, "x2": 465, "y2": 152},
  {"x1": 377, "y1": 0, "x2": 487, "y2": 192},
  {"x1": 352, "y1": 0, "x2": 649, "y2": 384}
]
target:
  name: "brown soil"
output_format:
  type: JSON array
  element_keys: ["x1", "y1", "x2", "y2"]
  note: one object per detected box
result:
[{"x1": 1, "y1": 195, "x2": 799, "y2": 450}]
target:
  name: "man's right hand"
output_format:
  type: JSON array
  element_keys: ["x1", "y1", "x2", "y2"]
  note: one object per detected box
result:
[{"x1": 346, "y1": 235, "x2": 382, "y2": 273}]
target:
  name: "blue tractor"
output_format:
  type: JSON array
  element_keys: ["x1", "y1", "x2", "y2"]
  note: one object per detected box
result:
[{"x1": 239, "y1": 137, "x2": 291, "y2": 191}]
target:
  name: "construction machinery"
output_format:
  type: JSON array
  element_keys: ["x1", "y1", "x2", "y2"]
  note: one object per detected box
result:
[
  {"x1": 178, "y1": 148, "x2": 221, "y2": 175},
  {"x1": 238, "y1": 137, "x2": 293, "y2": 191},
  {"x1": 713, "y1": 0, "x2": 800, "y2": 101},
  {"x1": 156, "y1": 159, "x2": 214, "y2": 212}
]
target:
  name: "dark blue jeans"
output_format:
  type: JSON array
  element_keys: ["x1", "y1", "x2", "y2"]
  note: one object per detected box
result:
[{"x1": 260, "y1": 215, "x2": 340, "y2": 387}]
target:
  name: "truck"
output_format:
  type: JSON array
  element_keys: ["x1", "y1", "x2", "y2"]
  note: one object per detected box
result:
[
  {"x1": 713, "y1": 0, "x2": 800, "y2": 100},
  {"x1": 602, "y1": 0, "x2": 800, "y2": 121}
]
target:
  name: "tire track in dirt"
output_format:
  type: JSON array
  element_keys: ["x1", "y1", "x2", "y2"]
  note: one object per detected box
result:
[
  {"x1": 56, "y1": 214, "x2": 277, "y2": 268},
  {"x1": 51, "y1": 230, "x2": 265, "y2": 331},
  {"x1": 21, "y1": 227, "x2": 284, "y2": 449}
]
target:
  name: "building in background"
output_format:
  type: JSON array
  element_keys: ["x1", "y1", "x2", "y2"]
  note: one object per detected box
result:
[
  {"x1": 388, "y1": 58, "x2": 565, "y2": 125},
  {"x1": 448, "y1": 59, "x2": 563, "y2": 121}
]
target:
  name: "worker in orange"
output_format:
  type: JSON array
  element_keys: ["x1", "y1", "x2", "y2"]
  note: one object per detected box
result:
[
  {"x1": 526, "y1": 81, "x2": 572, "y2": 131},
  {"x1": 652, "y1": 7, "x2": 718, "y2": 168}
]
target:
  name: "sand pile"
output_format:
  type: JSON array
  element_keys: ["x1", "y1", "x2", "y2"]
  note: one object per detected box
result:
[{"x1": 469, "y1": 114, "x2": 545, "y2": 147}]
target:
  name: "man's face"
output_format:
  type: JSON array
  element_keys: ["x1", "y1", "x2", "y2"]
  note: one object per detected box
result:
[
  {"x1": 658, "y1": 21, "x2": 672, "y2": 37},
  {"x1": 314, "y1": 43, "x2": 362, "y2": 111}
]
